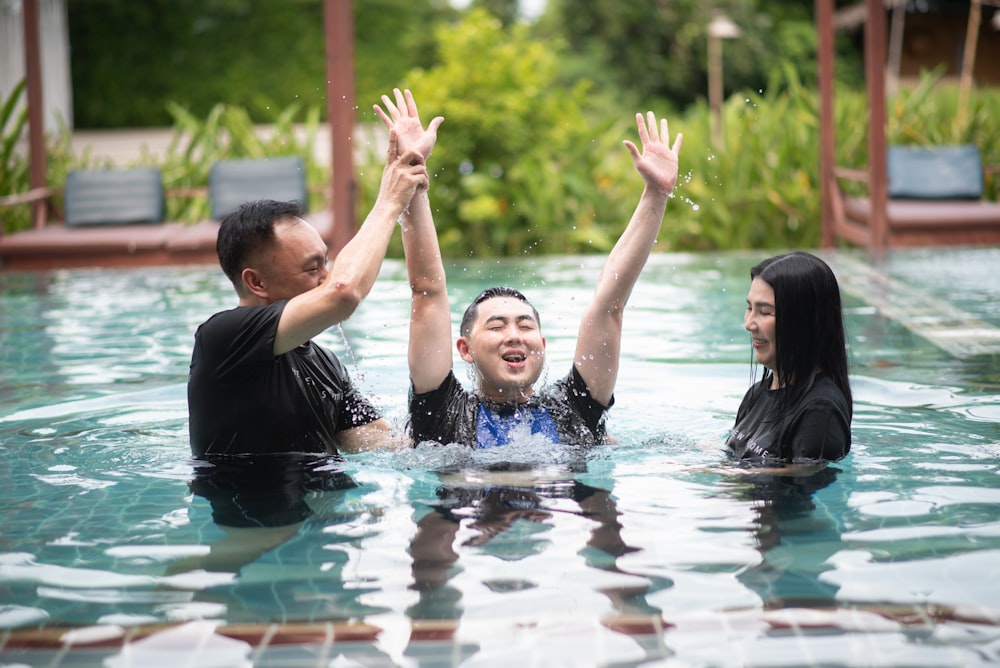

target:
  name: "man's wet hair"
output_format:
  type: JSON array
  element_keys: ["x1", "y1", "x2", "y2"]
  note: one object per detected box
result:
[{"x1": 460, "y1": 286, "x2": 541, "y2": 337}]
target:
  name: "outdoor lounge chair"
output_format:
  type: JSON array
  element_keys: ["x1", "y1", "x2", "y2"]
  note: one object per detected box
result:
[
  {"x1": 208, "y1": 156, "x2": 309, "y2": 220},
  {"x1": 0, "y1": 157, "x2": 325, "y2": 271},
  {"x1": 0, "y1": 166, "x2": 218, "y2": 270},
  {"x1": 829, "y1": 143, "x2": 1000, "y2": 249},
  {"x1": 63, "y1": 166, "x2": 165, "y2": 227}
]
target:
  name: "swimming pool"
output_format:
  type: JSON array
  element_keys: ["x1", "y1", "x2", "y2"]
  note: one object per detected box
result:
[{"x1": 1, "y1": 247, "x2": 998, "y2": 666}]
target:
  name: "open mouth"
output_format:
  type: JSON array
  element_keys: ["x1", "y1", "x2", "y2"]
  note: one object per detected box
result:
[{"x1": 502, "y1": 351, "x2": 527, "y2": 366}]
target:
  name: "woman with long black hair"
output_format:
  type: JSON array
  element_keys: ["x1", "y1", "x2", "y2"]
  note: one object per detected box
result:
[{"x1": 726, "y1": 252, "x2": 852, "y2": 463}]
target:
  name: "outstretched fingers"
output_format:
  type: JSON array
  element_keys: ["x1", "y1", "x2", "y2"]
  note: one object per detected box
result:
[
  {"x1": 374, "y1": 88, "x2": 408, "y2": 129},
  {"x1": 622, "y1": 111, "x2": 683, "y2": 194},
  {"x1": 671, "y1": 131, "x2": 684, "y2": 157},
  {"x1": 403, "y1": 88, "x2": 420, "y2": 120},
  {"x1": 629, "y1": 111, "x2": 683, "y2": 156},
  {"x1": 645, "y1": 111, "x2": 659, "y2": 144},
  {"x1": 634, "y1": 112, "x2": 649, "y2": 146}
]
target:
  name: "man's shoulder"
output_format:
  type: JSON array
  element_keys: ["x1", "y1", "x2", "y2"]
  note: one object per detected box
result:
[
  {"x1": 411, "y1": 369, "x2": 468, "y2": 400},
  {"x1": 197, "y1": 302, "x2": 285, "y2": 334},
  {"x1": 197, "y1": 305, "x2": 238, "y2": 328},
  {"x1": 544, "y1": 366, "x2": 593, "y2": 401}
]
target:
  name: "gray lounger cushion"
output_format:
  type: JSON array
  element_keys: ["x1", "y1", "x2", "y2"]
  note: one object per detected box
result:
[
  {"x1": 887, "y1": 144, "x2": 983, "y2": 200},
  {"x1": 64, "y1": 167, "x2": 165, "y2": 227},
  {"x1": 208, "y1": 156, "x2": 309, "y2": 220}
]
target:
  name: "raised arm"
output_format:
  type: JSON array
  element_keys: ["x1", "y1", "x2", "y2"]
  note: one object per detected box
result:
[
  {"x1": 374, "y1": 89, "x2": 452, "y2": 394},
  {"x1": 274, "y1": 129, "x2": 429, "y2": 355},
  {"x1": 573, "y1": 112, "x2": 682, "y2": 406}
]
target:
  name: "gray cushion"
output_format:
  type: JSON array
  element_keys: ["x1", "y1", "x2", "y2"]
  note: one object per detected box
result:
[
  {"x1": 887, "y1": 144, "x2": 983, "y2": 200},
  {"x1": 208, "y1": 156, "x2": 308, "y2": 220},
  {"x1": 64, "y1": 167, "x2": 165, "y2": 227}
]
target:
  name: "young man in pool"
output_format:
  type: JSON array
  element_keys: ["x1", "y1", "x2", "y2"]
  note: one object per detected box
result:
[
  {"x1": 187, "y1": 127, "x2": 429, "y2": 457},
  {"x1": 374, "y1": 89, "x2": 683, "y2": 447}
]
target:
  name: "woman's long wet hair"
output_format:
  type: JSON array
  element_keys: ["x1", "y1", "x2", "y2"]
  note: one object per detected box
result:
[{"x1": 750, "y1": 252, "x2": 852, "y2": 418}]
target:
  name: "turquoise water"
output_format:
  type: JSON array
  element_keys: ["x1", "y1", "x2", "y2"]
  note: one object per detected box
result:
[{"x1": 1, "y1": 248, "x2": 999, "y2": 665}]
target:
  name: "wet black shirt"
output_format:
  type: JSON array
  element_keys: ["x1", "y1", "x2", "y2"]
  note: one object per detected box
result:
[
  {"x1": 725, "y1": 373, "x2": 851, "y2": 463},
  {"x1": 408, "y1": 367, "x2": 610, "y2": 447},
  {"x1": 187, "y1": 300, "x2": 380, "y2": 456}
]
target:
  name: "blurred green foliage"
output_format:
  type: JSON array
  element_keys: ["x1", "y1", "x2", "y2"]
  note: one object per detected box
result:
[
  {"x1": 3, "y1": 2, "x2": 998, "y2": 254},
  {"x1": 359, "y1": 9, "x2": 628, "y2": 258},
  {"x1": 67, "y1": 0, "x2": 455, "y2": 128},
  {"x1": 65, "y1": 0, "x2": 858, "y2": 129},
  {"x1": 156, "y1": 101, "x2": 324, "y2": 222},
  {"x1": 1, "y1": 81, "x2": 28, "y2": 201},
  {"x1": 351, "y1": 13, "x2": 1000, "y2": 256}
]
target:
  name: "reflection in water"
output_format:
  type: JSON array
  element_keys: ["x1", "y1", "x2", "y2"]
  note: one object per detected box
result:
[
  {"x1": 188, "y1": 453, "x2": 357, "y2": 529},
  {"x1": 406, "y1": 462, "x2": 662, "y2": 624},
  {"x1": 170, "y1": 453, "x2": 392, "y2": 630},
  {"x1": 728, "y1": 465, "x2": 845, "y2": 607}
]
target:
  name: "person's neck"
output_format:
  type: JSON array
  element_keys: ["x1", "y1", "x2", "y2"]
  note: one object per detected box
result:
[{"x1": 480, "y1": 385, "x2": 534, "y2": 407}]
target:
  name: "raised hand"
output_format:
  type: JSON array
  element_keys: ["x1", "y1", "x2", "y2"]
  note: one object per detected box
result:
[
  {"x1": 374, "y1": 88, "x2": 444, "y2": 162},
  {"x1": 623, "y1": 112, "x2": 683, "y2": 197},
  {"x1": 379, "y1": 128, "x2": 429, "y2": 204}
]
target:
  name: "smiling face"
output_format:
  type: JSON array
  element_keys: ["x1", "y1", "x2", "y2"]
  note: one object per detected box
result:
[
  {"x1": 456, "y1": 295, "x2": 547, "y2": 404},
  {"x1": 242, "y1": 217, "x2": 329, "y2": 304},
  {"x1": 745, "y1": 276, "x2": 778, "y2": 384}
]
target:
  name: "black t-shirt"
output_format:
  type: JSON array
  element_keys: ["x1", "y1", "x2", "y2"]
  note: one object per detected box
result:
[
  {"x1": 725, "y1": 373, "x2": 851, "y2": 463},
  {"x1": 187, "y1": 300, "x2": 381, "y2": 456},
  {"x1": 408, "y1": 367, "x2": 610, "y2": 447}
]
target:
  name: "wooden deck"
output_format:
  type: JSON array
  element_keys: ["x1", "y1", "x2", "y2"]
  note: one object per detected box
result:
[{"x1": 0, "y1": 210, "x2": 333, "y2": 272}]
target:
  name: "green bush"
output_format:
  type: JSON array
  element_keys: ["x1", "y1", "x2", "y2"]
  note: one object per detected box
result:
[
  {"x1": 158, "y1": 101, "x2": 326, "y2": 222},
  {"x1": 0, "y1": 80, "x2": 106, "y2": 233},
  {"x1": 671, "y1": 63, "x2": 825, "y2": 250},
  {"x1": 4, "y1": 64, "x2": 998, "y2": 248},
  {"x1": 357, "y1": 9, "x2": 631, "y2": 259}
]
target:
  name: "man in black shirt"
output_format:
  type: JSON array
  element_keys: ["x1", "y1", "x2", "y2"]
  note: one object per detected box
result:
[
  {"x1": 376, "y1": 89, "x2": 683, "y2": 448},
  {"x1": 188, "y1": 132, "x2": 429, "y2": 456}
]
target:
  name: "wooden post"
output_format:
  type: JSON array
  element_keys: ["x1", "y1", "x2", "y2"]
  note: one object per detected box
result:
[
  {"x1": 957, "y1": 0, "x2": 982, "y2": 129},
  {"x1": 817, "y1": 0, "x2": 836, "y2": 248},
  {"x1": 323, "y1": 0, "x2": 357, "y2": 257},
  {"x1": 865, "y1": 0, "x2": 889, "y2": 255},
  {"x1": 23, "y1": 0, "x2": 48, "y2": 229},
  {"x1": 708, "y1": 33, "x2": 723, "y2": 149},
  {"x1": 887, "y1": 0, "x2": 906, "y2": 96}
]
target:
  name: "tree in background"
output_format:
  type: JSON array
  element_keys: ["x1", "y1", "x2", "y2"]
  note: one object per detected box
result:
[
  {"x1": 67, "y1": 0, "x2": 861, "y2": 128},
  {"x1": 534, "y1": 0, "x2": 860, "y2": 110},
  {"x1": 370, "y1": 8, "x2": 635, "y2": 258},
  {"x1": 67, "y1": 0, "x2": 455, "y2": 128}
]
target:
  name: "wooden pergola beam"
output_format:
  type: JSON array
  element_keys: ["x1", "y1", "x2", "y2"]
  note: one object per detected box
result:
[
  {"x1": 323, "y1": 0, "x2": 357, "y2": 258},
  {"x1": 22, "y1": 0, "x2": 48, "y2": 229},
  {"x1": 817, "y1": 0, "x2": 889, "y2": 254},
  {"x1": 817, "y1": 0, "x2": 835, "y2": 248}
]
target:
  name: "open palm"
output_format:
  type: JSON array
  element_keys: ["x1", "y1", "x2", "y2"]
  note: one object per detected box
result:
[
  {"x1": 623, "y1": 111, "x2": 683, "y2": 196},
  {"x1": 374, "y1": 88, "x2": 444, "y2": 161}
]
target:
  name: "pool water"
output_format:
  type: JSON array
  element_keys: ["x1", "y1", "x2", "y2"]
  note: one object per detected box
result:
[{"x1": 1, "y1": 247, "x2": 999, "y2": 666}]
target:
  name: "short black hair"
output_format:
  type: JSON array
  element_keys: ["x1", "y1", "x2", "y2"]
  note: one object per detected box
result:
[
  {"x1": 460, "y1": 286, "x2": 540, "y2": 337},
  {"x1": 216, "y1": 199, "x2": 304, "y2": 288}
]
